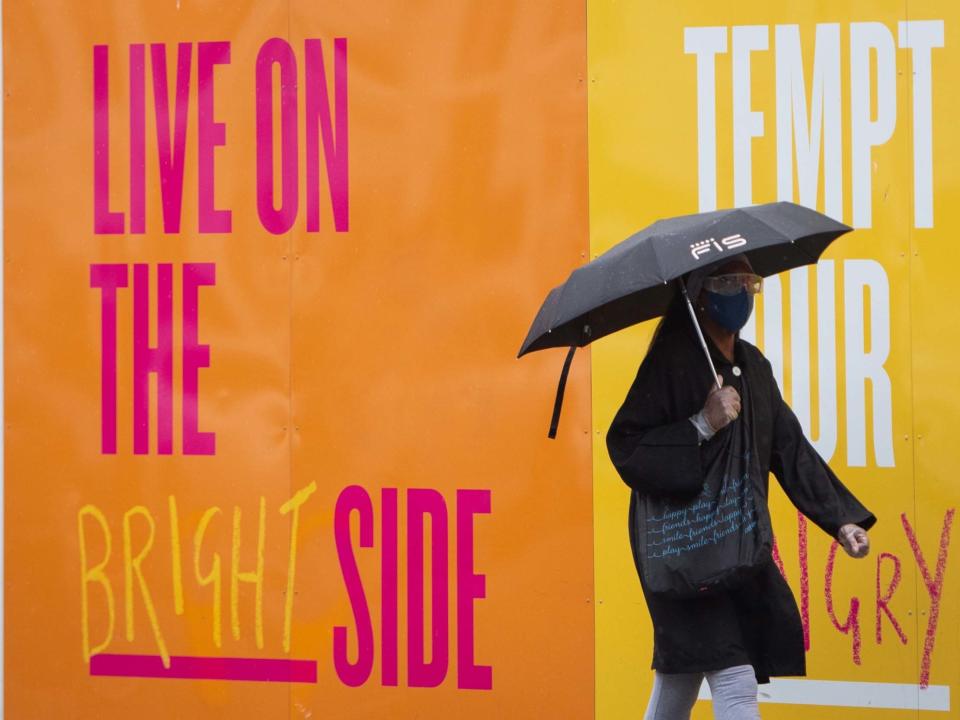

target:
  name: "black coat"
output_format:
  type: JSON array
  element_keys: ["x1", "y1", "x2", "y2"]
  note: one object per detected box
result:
[{"x1": 606, "y1": 310, "x2": 876, "y2": 683}]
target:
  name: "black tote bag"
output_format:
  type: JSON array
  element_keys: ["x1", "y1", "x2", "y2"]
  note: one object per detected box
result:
[{"x1": 632, "y1": 373, "x2": 773, "y2": 598}]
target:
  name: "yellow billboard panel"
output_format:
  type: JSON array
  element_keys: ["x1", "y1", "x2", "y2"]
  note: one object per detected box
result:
[{"x1": 589, "y1": 1, "x2": 957, "y2": 716}]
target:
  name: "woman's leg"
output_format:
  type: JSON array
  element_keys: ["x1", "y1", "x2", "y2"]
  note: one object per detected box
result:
[
  {"x1": 643, "y1": 671, "x2": 704, "y2": 720},
  {"x1": 704, "y1": 665, "x2": 760, "y2": 720}
]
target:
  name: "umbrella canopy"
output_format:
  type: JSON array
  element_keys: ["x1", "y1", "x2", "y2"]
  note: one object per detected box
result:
[
  {"x1": 518, "y1": 201, "x2": 851, "y2": 358},
  {"x1": 519, "y1": 201, "x2": 852, "y2": 437}
]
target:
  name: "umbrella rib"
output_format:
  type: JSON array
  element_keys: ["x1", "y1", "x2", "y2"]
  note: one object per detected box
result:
[
  {"x1": 646, "y1": 233, "x2": 670, "y2": 285},
  {"x1": 552, "y1": 234, "x2": 669, "y2": 339},
  {"x1": 739, "y1": 210, "x2": 825, "y2": 268}
]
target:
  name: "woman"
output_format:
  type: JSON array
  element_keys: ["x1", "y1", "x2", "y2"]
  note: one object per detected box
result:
[{"x1": 606, "y1": 257, "x2": 875, "y2": 720}]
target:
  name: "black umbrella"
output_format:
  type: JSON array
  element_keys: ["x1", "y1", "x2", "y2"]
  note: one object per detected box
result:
[{"x1": 518, "y1": 201, "x2": 852, "y2": 438}]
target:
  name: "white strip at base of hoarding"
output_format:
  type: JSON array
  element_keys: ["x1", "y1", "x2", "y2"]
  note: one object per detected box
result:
[{"x1": 698, "y1": 679, "x2": 950, "y2": 712}]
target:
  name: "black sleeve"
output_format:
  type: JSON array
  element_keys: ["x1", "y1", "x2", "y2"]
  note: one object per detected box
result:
[
  {"x1": 767, "y1": 361, "x2": 877, "y2": 538},
  {"x1": 605, "y1": 351, "x2": 704, "y2": 497}
]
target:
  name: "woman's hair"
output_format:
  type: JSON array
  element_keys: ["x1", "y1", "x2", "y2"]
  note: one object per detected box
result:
[{"x1": 644, "y1": 285, "x2": 689, "y2": 360}]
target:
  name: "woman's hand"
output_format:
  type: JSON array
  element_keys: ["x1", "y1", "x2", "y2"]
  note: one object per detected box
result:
[
  {"x1": 702, "y1": 375, "x2": 741, "y2": 431},
  {"x1": 837, "y1": 524, "x2": 870, "y2": 558}
]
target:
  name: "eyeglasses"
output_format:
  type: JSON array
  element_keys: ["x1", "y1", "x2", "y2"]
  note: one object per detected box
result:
[{"x1": 702, "y1": 273, "x2": 763, "y2": 296}]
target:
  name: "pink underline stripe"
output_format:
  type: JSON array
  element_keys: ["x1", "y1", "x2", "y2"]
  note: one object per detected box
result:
[{"x1": 90, "y1": 654, "x2": 318, "y2": 683}]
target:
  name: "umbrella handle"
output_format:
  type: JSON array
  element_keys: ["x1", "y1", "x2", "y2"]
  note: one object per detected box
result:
[{"x1": 681, "y1": 281, "x2": 723, "y2": 391}]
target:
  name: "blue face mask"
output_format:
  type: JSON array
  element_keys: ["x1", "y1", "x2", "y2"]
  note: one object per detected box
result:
[{"x1": 705, "y1": 289, "x2": 754, "y2": 333}]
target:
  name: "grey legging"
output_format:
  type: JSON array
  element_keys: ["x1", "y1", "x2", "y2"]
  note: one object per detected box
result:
[{"x1": 643, "y1": 665, "x2": 761, "y2": 720}]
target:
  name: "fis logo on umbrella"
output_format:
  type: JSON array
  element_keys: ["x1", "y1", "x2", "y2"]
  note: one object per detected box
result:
[{"x1": 689, "y1": 234, "x2": 747, "y2": 260}]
